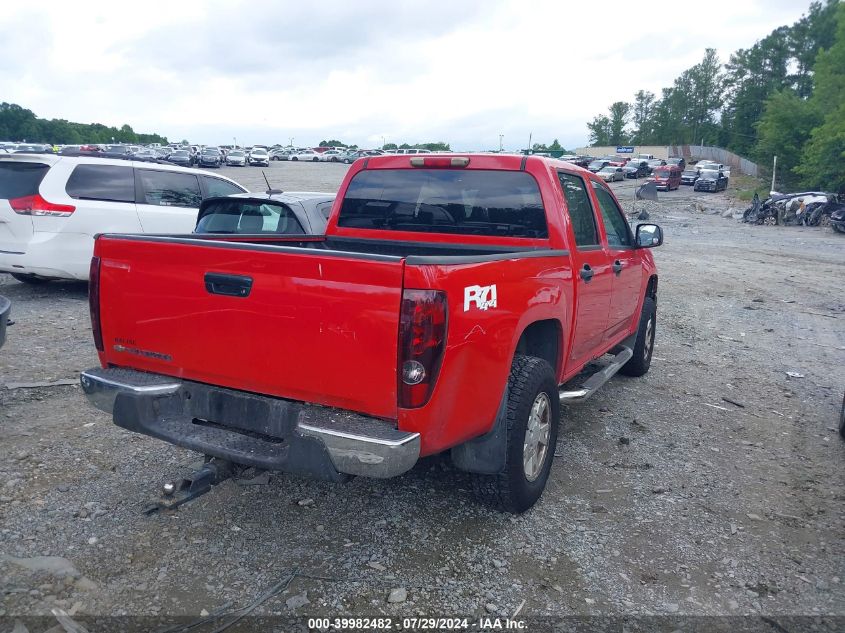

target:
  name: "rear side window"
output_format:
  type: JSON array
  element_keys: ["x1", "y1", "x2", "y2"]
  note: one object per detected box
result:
[
  {"x1": 66, "y1": 165, "x2": 135, "y2": 202},
  {"x1": 558, "y1": 172, "x2": 599, "y2": 247},
  {"x1": 0, "y1": 162, "x2": 50, "y2": 199},
  {"x1": 195, "y1": 199, "x2": 305, "y2": 234},
  {"x1": 138, "y1": 170, "x2": 201, "y2": 208},
  {"x1": 201, "y1": 176, "x2": 244, "y2": 198},
  {"x1": 337, "y1": 169, "x2": 547, "y2": 238}
]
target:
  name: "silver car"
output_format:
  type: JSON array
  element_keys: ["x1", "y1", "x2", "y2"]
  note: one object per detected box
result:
[
  {"x1": 598, "y1": 166, "x2": 624, "y2": 182},
  {"x1": 226, "y1": 150, "x2": 247, "y2": 166}
]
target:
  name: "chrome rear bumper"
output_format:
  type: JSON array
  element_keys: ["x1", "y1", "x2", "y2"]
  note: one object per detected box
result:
[{"x1": 80, "y1": 367, "x2": 419, "y2": 479}]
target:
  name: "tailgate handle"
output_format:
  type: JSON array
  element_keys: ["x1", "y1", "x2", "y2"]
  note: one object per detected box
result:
[{"x1": 204, "y1": 273, "x2": 253, "y2": 298}]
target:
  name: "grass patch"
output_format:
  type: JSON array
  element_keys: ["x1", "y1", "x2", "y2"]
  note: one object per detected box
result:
[{"x1": 730, "y1": 174, "x2": 766, "y2": 202}]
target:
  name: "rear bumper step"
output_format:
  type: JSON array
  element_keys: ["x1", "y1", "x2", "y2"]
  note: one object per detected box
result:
[
  {"x1": 558, "y1": 342, "x2": 634, "y2": 403},
  {"x1": 80, "y1": 367, "x2": 419, "y2": 480}
]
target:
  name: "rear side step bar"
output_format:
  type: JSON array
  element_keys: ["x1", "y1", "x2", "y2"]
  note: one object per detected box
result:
[{"x1": 559, "y1": 344, "x2": 634, "y2": 403}]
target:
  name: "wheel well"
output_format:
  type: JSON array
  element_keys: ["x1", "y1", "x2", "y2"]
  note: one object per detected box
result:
[
  {"x1": 515, "y1": 320, "x2": 561, "y2": 374},
  {"x1": 646, "y1": 275, "x2": 658, "y2": 301}
]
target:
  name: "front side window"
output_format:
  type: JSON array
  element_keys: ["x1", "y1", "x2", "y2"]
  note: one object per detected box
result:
[
  {"x1": 138, "y1": 170, "x2": 201, "y2": 208},
  {"x1": 558, "y1": 172, "x2": 598, "y2": 247},
  {"x1": 66, "y1": 164, "x2": 135, "y2": 202},
  {"x1": 337, "y1": 169, "x2": 547, "y2": 238},
  {"x1": 195, "y1": 199, "x2": 305, "y2": 234},
  {"x1": 592, "y1": 182, "x2": 633, "y2": 247}
]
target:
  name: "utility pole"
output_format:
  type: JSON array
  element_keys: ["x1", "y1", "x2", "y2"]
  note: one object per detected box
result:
[
  {"x1": 499, "y1": 134, "x2": 504, "y2": 152},
  {"x1": 771, "y1": 156, "x2": 777, "y2": 193},
  {"x1": 289, "y1": 137, "x2": 294, "y2": 148},
  {"x1": 382, "y1": 136, "x2": 386, "y2": 150}
]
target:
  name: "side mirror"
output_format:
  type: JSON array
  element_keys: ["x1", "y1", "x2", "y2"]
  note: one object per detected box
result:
[{"x1": 636, "y1": 223, "x2": 663, "y2": 248}]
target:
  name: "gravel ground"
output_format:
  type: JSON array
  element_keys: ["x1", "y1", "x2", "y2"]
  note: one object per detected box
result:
[{"x1": 0, "y1": 163, "x2": 843, "y2": 629}]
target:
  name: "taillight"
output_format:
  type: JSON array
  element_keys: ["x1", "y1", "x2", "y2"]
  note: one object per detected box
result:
[
  {"x1": 398, "y1": 289, "x2": 447, "y2": 408},
  {"x1": 9, "y1": 194, "x2": 75, "y2": 217},
  {"x1": 410, "y1": 156, "x2": 470, "y2": 168},
  {"x1": 89, "y1": 256, "x2": 104, "y2": 352}
]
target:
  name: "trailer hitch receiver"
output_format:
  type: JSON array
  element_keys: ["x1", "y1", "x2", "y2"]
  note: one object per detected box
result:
[{"x1": 144, "y1": 458, "x2": 239, "y2": 514}]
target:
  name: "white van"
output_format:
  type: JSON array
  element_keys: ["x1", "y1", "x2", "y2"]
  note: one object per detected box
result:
[{"x1": 0, "y1": 153, "x2": 246, "y2": 282}]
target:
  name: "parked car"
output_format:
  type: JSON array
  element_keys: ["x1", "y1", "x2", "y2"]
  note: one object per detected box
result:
[
  {"x1": 197, "y1": 148, "x2": 223, "y2": 168},
  {"x1": 680, "y1": 169, "x2": 700, "y2": 186},
  {"x1": 694, "y1": 169, "x2": 729, "y2": 192},
  {"x1": 695, "y1": 160, "x2": 722, "y2": 172},
  {"x1": 648, "y1": 166, "x2": 682, "y2": 191},
  {"x1": 667, "y1": 157, "x2": 686, "y2": 171},
  {"x1": 270, "y1": 149, "x2": 291, "y2": 161},
  {"x1": 81, "y1": 153, "x2": 662, "y2": 514},
  {"x1": 167, "y1": 149, "x2": 194, "y2": 167},
  {"x1": 0, "y1": 295, "x2": 9, "y2": 348},
  {"x1": 597, "y1": 166, "x2": 624, "y2": 182},
  {"x1": 247, "y1": 148, "x2": 270, "y2": 166},
  {"x1": 0, "y1": 153, "x2": 247, "y2": 282},
  {"x1": 587, "y1": 159, "x2": 610, "y2": 173},
  {"x1": 624, "y1": 160, "x2": 648, "y2": 179},
  {"x1": 319, "y1": 150, "x2": 345, "y2": 162},
  {"x1": 14, "y1": 144, "x2": 51, "y2": 154},
  {"x1": 225, "y1": 150, "x2": 247, "y2": 167},
  {"x1": 195, "y1": 192, "x2": 335, "y2": 235},
  {"x1": 829, "y1": 204, "x2": 845, "y2": 234},
  {"x1": 646, "y1": 159, "x2": 666, "y2": 174},
  {"x1": 289, "y1": 150, "x2": 321, "y2": 162},
  {"x1": 133, "y1": 148, "x2": 159, "y2": 161}
]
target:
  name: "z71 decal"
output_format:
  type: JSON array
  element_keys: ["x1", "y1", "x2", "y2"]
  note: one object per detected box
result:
[{"x1": 464, "y1": 284, "x2": 498, "y2": 312}]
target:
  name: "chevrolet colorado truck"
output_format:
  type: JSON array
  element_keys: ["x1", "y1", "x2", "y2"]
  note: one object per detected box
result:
[{"x1": 81, "y1": 154, "x2": 662, "y2": 513}]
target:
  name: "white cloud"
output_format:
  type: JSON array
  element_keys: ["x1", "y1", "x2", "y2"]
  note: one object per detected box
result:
[{"x1": 0, "y1": 0, "x2": 813, "y2": 149}]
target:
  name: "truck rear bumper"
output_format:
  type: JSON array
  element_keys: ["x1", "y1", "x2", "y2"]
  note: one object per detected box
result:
[{"x1": 80, "y1": 367, "x2": 420, "y2": 480}]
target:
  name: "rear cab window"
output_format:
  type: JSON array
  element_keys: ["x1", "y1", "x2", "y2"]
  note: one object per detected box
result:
[
  {"x1": 337, "y1": 169, "x2": 547, "y2": 238},
  {"x1": 0, "y1": 162, "x2": 50, "y2": 200},
  {"x1": 66, "y1": 164, "x2": 135, "y2": 202},
  {"x1": 195, "y1": 199, "x2": 305, "y2": 234}
]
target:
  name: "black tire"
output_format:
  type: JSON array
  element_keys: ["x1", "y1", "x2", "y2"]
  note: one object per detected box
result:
[
  {"x1": 312, "y1": 157, "x2": 319, "y2": 162},
  {"x1": 620, "y1": 295, "x2": 656, "y2": 377},
  {"x1": 471, "y1": 355, "x2": 560, "y2": 514},
  {"x1": 11, "y1": 273, "x2": 49, "y2": 285},
  {"x1": 291, "y1": 157, "x2": 298, "y2": 161}
]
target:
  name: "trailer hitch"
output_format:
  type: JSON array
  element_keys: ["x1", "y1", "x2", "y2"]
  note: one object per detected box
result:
[{"x1": 144, "y1": 458, "x2": 240, "y2": 515}]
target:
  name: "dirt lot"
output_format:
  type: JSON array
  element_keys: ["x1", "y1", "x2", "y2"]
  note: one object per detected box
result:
[{"x1": 1, "y1": 162, "x2": 843, "y2": 630}]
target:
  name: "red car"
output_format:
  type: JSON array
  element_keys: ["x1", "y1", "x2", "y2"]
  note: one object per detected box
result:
[
  {"x1": 648, "y1": 165, "x2": 682, "y2": 191},
  {"x1": 81, "y1": 154, "x2": 662, "y2": 513}
]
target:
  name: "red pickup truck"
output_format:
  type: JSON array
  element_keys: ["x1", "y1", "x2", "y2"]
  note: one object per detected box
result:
[{"x1": 81, "y1": 154, "x2": 662, "y2": 513}]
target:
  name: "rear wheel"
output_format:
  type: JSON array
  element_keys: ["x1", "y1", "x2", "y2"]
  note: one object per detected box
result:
[
  {"x1": 471, "y1": 355, "x2": 559, "y2": 513},
  {"x1": 620, "y1": 296, "x2": 656, "y2": 377},
  {"x1": 11, "y1": 273, "x2": 49, "y2": 285}
]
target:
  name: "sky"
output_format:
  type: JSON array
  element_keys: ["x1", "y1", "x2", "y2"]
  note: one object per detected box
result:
[{"x1": 1, "y1": 0, "x2": 815, "y2": 150}]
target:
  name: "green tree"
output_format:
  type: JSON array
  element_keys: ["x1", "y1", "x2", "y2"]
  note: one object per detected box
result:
[
  {"x1": 586, "y1": 114, "x2": 611, "y2": 146},
  {"x1": 795, "y1": 2, "x2": 845, "y2": 193},
  {"x1": 753, "y1": 90, "x2": 821, "y2": 189},
  {"x1": 383, "y1": 142, "x2": 398, "y2": 150},
  {"x1": 608, "y1": 101, "x2": 630, "y2": 145},
  {"x1": 631, "y1": 90, "x2": 655, "y2": 144},
  {"x1": 319, "y1": 139, "x2": 347, "y2": 147}
]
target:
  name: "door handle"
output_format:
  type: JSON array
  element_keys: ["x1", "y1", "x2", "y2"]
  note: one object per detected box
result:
[
  {"x1": 612, "y1": 260, "x2": 623, "y2": 275},
  {"x1": 580, "y1": 264, "x2": 594, "y2": 283},
  {"x1": 204, "y1": 272, "x2": 253, "y2": 297}
]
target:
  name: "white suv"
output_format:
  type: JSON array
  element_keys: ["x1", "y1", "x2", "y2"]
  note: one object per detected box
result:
[{"x1": 0, "y1": 154, "x2": 247, "y2": 282}]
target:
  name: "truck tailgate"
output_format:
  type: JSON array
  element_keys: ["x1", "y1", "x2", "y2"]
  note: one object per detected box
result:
[{"x1": 95, "y1": 236, "x2": 404, "y2": 419}]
